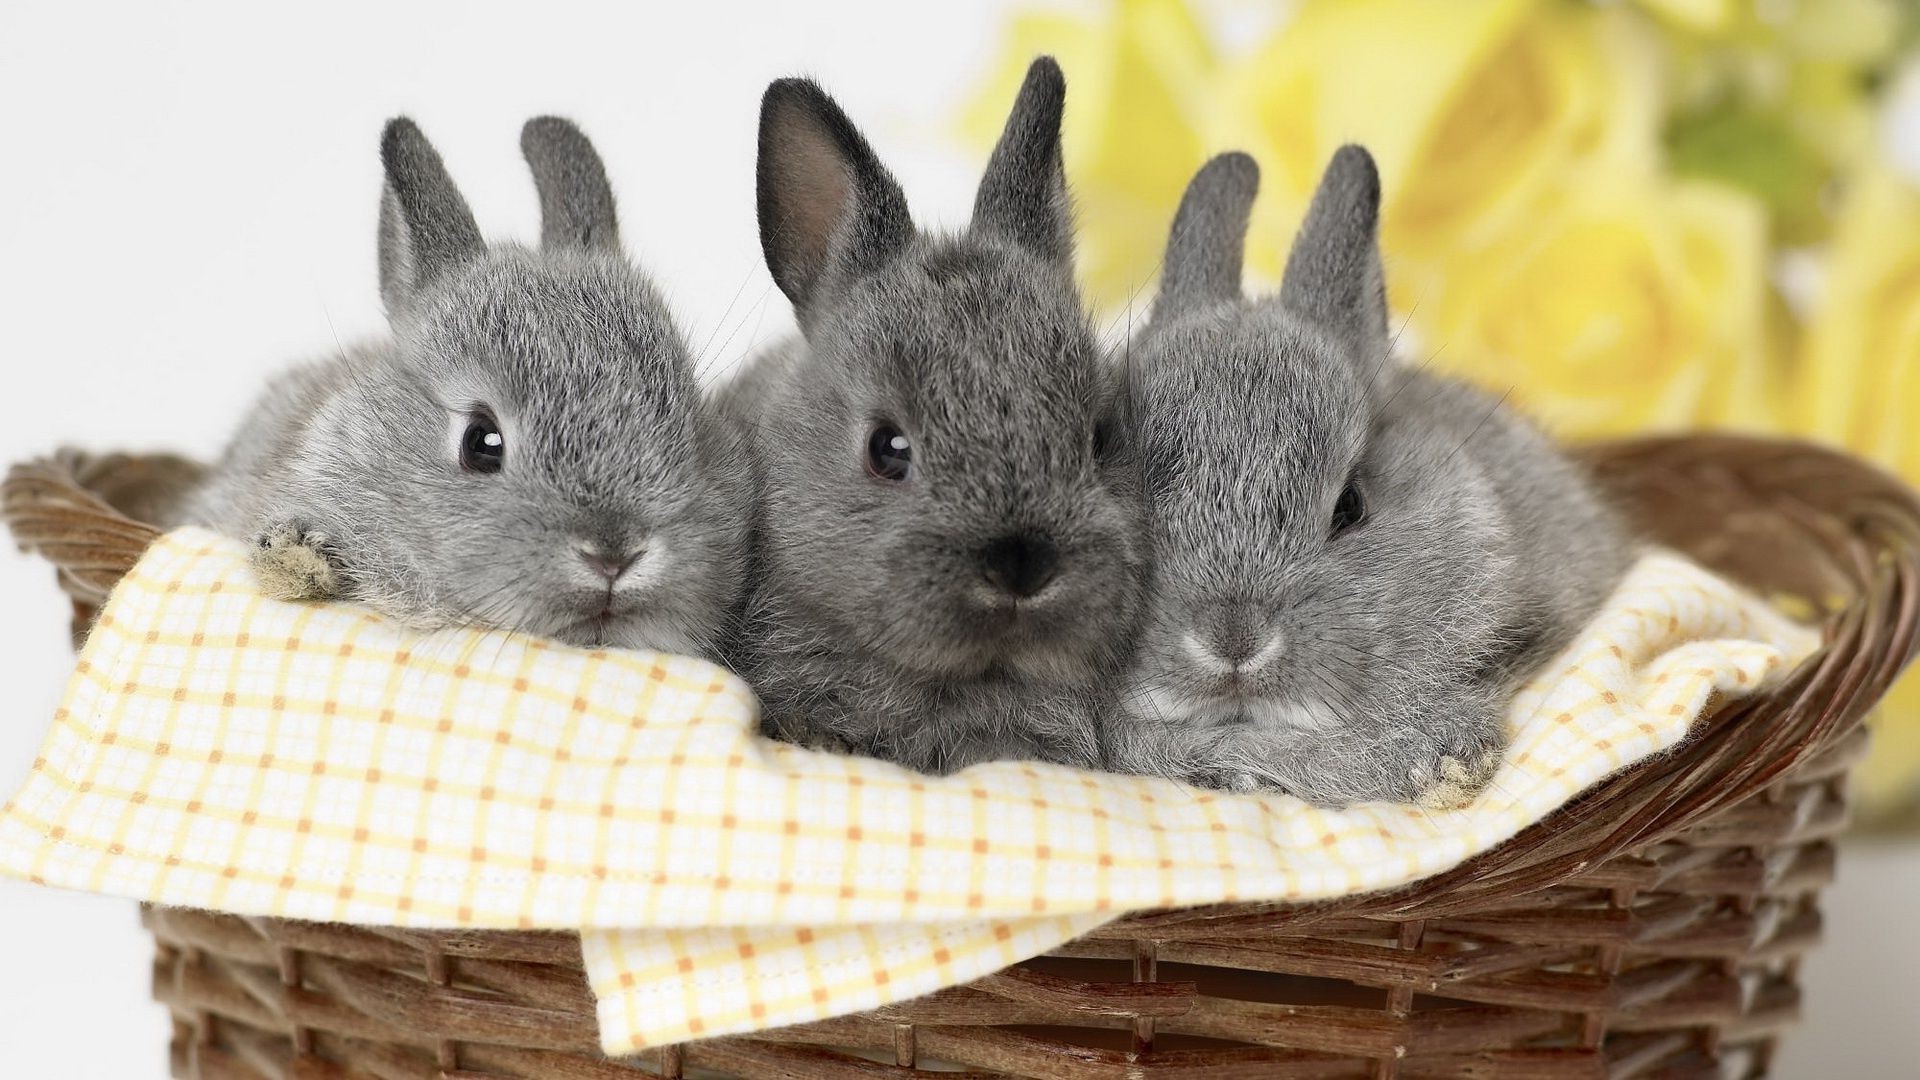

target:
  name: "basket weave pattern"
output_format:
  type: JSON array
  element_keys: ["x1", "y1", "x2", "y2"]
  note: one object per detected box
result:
[{"x1": 5, "y1": 435, "x2": 1918, "y2": 1079}]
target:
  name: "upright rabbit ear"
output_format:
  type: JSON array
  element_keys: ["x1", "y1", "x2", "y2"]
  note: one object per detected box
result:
[
  {"x1": 972, "y1": 56, "x2": 1072, "y2": 266},
  {"x1": 1152, "y1": 152, "x2": 1258, "y2": 324},
  {"x1": 757, "y1": 77, "x2": 912, "y2": 323},
  {"x1": 378, "y1": 118, "x2": 484, "y2": 315},
  {"x1": 521, "y1": 116, "x2": 620, "y2": 252},
  {"x1": 1279, "y1": 145, "x2": 1387, "y2": 350}
]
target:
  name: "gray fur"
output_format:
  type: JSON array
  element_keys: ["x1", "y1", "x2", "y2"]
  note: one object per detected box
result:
[
  {"x1": 1105, "y1": 148, "x2": 1632, "y2": 807},
  {"x1": 722, "y1": 58, "x2": 1146, "y2": 773},
  {"x1": 754, "y1": 77, "x2": 913, "y2": 328},
  {"x1": 970, "y1": 57, "x2": 1073, "y2": 265},
  {"x1": 522, "y1": 115, "x2": 620, "y2": 251},
  {"x1": 377, "y1": 118, "x2": 485, "y2": 316},
  {"x1": 1150, "y1": 151, "x2": 1256, "y2": 322},
  {"x1": 1278, "y1": 145, "x2": 1389, "y2": 362},
  {"x1": 185, "y1": 116, "x2": 750, "y2": 660}
]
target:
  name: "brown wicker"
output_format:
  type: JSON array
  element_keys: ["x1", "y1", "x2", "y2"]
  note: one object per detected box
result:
[{"x1": 5, "y1": 434, "x2": 1918, "y2": 1080}]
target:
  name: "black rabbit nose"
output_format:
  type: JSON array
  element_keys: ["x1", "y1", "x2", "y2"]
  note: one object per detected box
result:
[
  {"x1": 575, "y1": 539, "x2": 639, "y2": 583},
  {"x1": 978, "y1": 533, "x2": 1061, "y2": 598}
]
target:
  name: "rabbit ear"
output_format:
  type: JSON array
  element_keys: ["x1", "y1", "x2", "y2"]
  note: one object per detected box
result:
[
  {"x1": 757, "y1": 77, "x2": 912, "y2": 322},
  {"x1": 971, "y1": 56, "x2": 1072, "y2": 266},
  {"x1": 1152, "y1": 152, "x2": 1258, "y2": 323},
  {"x1": 378, "y1": 118, "x2": 484, "y2": 315},
  {"x1": 521, "y1": 116, "x2": 620, "y2": 252},
  {"x1": 1279, "y1": 144, "x2": 1387, "y2": 349}
]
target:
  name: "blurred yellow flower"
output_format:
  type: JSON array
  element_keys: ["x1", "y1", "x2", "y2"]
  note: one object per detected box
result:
[
  {"x1": 1216, "y1": 0, "x2": 1661, "y2": 296},
  {"x1": 1800, "y1": 163, "x2": 1920, "y2": 483},
  {"x1": 1663, "y1": 0, "x2": 1900, "y2": 243},
  {"x1": 1634, "y1": 0, "x2": 1900, "y2": 41},
  {"x1": 1424, "y1": 175, "x2": 1779, "y2": 436},
  {"x1": 969, "y1": 0, "x2": 1676, "y2": 310},
  {"x1": 1797, "y1": 162, "x2": 1920, "y2": 814},
  {"x1": 1635, "y1": 0, "x2": 1734, "y2": 33}
]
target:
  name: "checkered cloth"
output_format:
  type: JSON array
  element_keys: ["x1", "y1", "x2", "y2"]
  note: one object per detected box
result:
[{"x1": 0, "y1": 529, "x2": 1816, "y2": 1053}]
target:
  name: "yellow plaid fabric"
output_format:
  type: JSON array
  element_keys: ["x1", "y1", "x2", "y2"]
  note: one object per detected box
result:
[{"x1": 0, "y1": 529, "x2": 1817, "y2": 1053}]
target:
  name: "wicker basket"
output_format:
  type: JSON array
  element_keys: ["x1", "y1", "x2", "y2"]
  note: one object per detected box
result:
[{"x1": 5, "y1": 435, "x2": 1919, "y2": 1080}]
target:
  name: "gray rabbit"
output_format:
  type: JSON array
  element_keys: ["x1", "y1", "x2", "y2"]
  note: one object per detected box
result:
[
  {"x1": 720, "y1": 58, "x2": 1146, "y2": 772},
  {"x1": 1103, "y1": 148, "x2": 1630, "y2": 807},
  {"x1": 184, "y1": 117, "x2": 750, "y2": 659}
]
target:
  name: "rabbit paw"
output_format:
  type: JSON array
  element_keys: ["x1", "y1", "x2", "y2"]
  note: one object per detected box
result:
[
  {"x1": 250, "y1": 521, "x2": 340, "y2": 601},
  {"x1": 765, "y1": 714, "x2": 854, "y2": 755},
  {"x1": 1410, "y1": 751, "x2": 1501, "y2": 812},
  {"x1": 1217, "y1": 770, "x2": 1263, "y2": 794},
  {"x1": 798, "y1": 730, "x2": 853, "y2": 755},
  {"x1": 1178, "y1": 763, "x2": 1265, "y2": 794}
]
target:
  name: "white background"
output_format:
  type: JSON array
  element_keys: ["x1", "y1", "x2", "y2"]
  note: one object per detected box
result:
[{"x1": 0, "y1": 1, "x2": 1914, "y2": 1075}]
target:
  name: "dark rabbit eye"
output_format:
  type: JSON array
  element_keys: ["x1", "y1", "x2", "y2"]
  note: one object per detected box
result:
[
  {"x1": 865, "y1": 423, "x2": 913, "y2": 482},
  {"x1": 460, "y1": 412, "x2": 505, "y2": 474},
  {"x1": 1092, "y1": 417, "x2": 1116, "y2": 461},
  {"x1": 1330, "y1": 480, "x2": 1366, "y2": 535}
]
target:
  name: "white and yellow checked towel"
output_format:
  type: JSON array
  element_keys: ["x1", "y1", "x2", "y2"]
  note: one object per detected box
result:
[{"x1": 0, "y1": 529, "x2": 1817, "y2": 1053}]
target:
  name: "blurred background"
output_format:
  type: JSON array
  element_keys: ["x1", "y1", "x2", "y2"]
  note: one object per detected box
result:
[{"x1": 2, "y1": 0, "x2": 1917, "y2": 1074}]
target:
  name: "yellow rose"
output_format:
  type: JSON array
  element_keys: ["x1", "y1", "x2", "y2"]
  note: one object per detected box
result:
[
  {"x1": 961, "y1": 0, "x2": 1219, "y2": 306},
  {"x1": 1424, "y1": 175, "x2": 1780, "y2": 437},
  {"x1": 962, "y1": 0, "x2": 1667, "y2": 312},
  {"x1": 1661, "y1": 0, "x2": 1899, "y2": 243},
  {"x1": 1635, "y1": 0, "x2": 1734, "y2": 33},
  {"x1": 1799, "y1": 164, "x2": 1920, "y2": 477},
  {"x1": 1796, "y1": 162, "x2": 1920, "y2": 817},
  {"x1": 1213, "y1": 0, "x2": 1661, "y2": 293},
  {"x1": 1643, "y1": 0, "x2": 1899, "y2": 47}
]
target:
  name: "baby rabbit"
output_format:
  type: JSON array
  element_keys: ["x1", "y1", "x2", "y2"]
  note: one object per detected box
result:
[
  {"x1": 1104, "y1": 148, "x2": 1630, "y2": 807},
  {"x1": 721, "y1": 58, "x2": 1146, "y2": 772},
  {"x1": 185, "y1": 117, "x2": 749, "y2": 659}
]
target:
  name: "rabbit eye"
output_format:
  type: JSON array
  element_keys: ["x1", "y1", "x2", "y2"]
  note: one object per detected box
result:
[
  {"x1": 1330, "y1": 480, "x2": 1366, "y2": 535},
  {"x1": 865, "y1": 423, "x2": 913, "y2": 483},
  {"x1": 1092, "y1": 417, "x2": 1117, "y2": 461},
  {"x1": 460, "y1": 412, "x2": 505, "y2": 474}
]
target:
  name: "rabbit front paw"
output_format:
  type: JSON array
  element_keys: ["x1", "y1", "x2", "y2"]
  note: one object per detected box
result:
[
  {"x1": 797, "y1": 730, "x2": 853, "y2": 755},
  {"x1": 1186, "y1": 710, "x2": 1506, "y2": 808},
  {"x1": 1367, "y1": 690, "x2": 1509, "y2": 810},
  {"x1": 1176, "y1": 762, "x2": 1265, "y2": 794},
  {"x1": 1409, "y1": 751, "x2": 1501, "y2": 811},
  {"x1": 763, "y1": 712, "x2": 854, "y2": 755},
  {"x1": 250, "y1": 520, "x2": 341, "y2": 601}
]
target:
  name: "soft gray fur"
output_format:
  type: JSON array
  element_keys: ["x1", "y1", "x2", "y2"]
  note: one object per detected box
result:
[
  {"x1": 184, "y1": 116, "x2": 749, "y2": 658},
  {"x1": 1104, "y1": 148, "x2": 1632, "y2": 807},
  {"x1": 720, "y1": 58, "x2": 1146, "y2": 773}
]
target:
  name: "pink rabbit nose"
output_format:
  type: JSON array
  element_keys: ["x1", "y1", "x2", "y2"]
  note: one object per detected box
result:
[{"x1": 575, "y1": 539, "x2": 640, "y2": 583}]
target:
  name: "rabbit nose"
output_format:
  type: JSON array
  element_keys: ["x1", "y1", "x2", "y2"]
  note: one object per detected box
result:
[
  {"x1": 978, "y1": 532, "x2": 1061, "y2": 598},
  {"x1": 574, "y1": 538, "x2": 640, "y2": 583}
]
